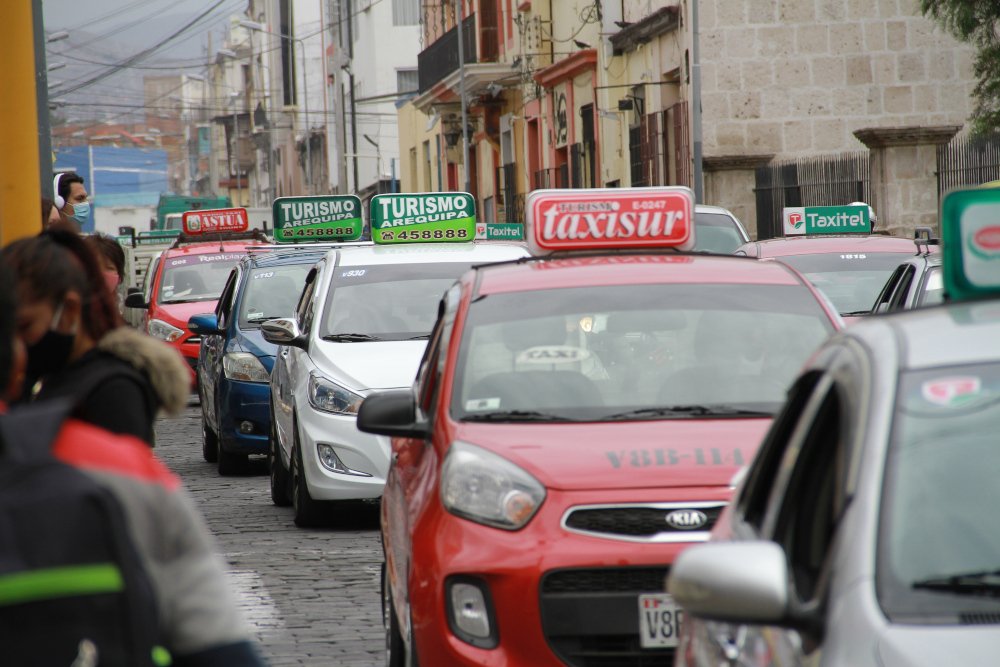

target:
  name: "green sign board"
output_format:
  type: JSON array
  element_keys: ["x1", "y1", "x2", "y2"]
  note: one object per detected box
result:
[
  {"x1": 476, "y1": 222, "x2": 525, "y2": 241},
  {"x1": 272, "y1": 195, "x2": 363, "y2": 243},
  {"x1": 782, "y1": 205, "x2": 871, "y2": 235},
  {"x1": 370, "y1": 192, "x2": 476, "y2": 244},
  {"x1": 941, "y1": 187, "x2": 1000, "y2": 302}
]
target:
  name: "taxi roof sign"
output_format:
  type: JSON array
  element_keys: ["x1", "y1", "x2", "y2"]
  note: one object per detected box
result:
[
  {"x1": 781, "y1": 205, "x2": 871, "y2": 236},
  {"x1": 272, "y1": 195, "x2": 363, "y2": 243},
  {"x1": 525, "y1": 187, "x2": 694, "y2": 255},
  {"x1": 370, "y1": 192, "x2": 476, "y2": 245},
  {"x1": 941, "y1": 187, "x2": 1000, "y2": 302},
  {"x1": 182, "y1": 207, "x2": 249, "y2": 235}
]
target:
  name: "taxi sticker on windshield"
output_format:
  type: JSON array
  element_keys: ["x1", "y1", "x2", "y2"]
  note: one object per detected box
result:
[
  {"x1": 921, "y1": 376, "x2": 982, "y2": 407},
  {"x1": 516, "y1": 346, "x2": 591, "y2": 365},
  {"x1": 466, "y1": 398, "x2": 501, "y2": 411}
]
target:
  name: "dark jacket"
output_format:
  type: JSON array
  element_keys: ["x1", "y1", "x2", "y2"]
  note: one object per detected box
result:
[{"x1": 33, "y1": 327, "x2": 189, "y2": 445}]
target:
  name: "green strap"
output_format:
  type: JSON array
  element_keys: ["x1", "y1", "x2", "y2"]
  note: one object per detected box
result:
[{"x1": 0, "y1": 563, "x2": 124, "y2": 605}]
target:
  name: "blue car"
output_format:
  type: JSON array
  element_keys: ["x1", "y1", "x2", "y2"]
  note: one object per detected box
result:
[{"x1": 190, "y1": 248, "x2": 326, "y2": 475}]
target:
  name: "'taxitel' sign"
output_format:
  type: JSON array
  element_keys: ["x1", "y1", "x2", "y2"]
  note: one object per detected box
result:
[
  {"x1": 182, "y1": 207, "x2": 249, "y2": 235},
  {"x1": 272, "y1": 195, "x2": 363, "y2": 242},
  {"x1": 526, "y1": 187, "x2": 695, "y2": 255},
  {"x1": 782, "y1": 205, "x2": 871, "y2": 236}
]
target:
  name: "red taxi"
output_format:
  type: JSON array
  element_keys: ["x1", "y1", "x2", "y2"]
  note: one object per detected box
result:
[
  {"x1": 357, "y1": 188, "x2": 841, "y2": 667},
  {"x1": 737, "y1": 204, "x2": 935, "y2": 320},
  {"x1": 124, "y1": 207, "x2": 268, "y2": 386}
]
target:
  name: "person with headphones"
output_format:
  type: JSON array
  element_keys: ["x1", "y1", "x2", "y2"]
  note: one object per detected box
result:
[{"x1": 54, "y1": 172, "x2": 92, "y2": 231}]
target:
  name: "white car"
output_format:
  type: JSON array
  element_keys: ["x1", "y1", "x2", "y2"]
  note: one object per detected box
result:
[
  {"x1": 693, "y1": 204, "x2": 750, "y2": 254},
  {"x1": 263, "y1": 241, "x2": 529, "y2": 526}
]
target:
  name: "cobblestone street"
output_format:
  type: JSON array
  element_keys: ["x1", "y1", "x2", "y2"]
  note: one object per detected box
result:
[{"x1": 155, "y1": 404, "x2": 384, "y2": 666}]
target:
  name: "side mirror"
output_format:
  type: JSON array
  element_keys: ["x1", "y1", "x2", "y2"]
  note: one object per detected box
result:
[
  {"x1": 188, "y1": 313, "x2": 222, "y2": 336},
  {"x1": 127, "y1": 286, "x2": 141, "y2": 296},
  {"x1": 260, "y1": 318, "x2": 307, "y2": 349},
  {"x1": 357, "y1": 390, "x2": 429, "y2": 439},
  {"x1": 124, "y1": 292, "x2": 148, "y2": 309}
]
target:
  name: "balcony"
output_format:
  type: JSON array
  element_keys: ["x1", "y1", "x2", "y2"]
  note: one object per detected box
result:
[
  {"x1": 533, "y1": 166, "x2": 568, "y2": 189},
  {"x1": 418, "y1": 15, "x2": 477, "y2": 94}
]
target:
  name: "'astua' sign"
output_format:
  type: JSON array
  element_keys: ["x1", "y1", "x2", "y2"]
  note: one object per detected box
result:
[
  {"x1": 182, "y1": 207, "x2": 249, "y2": 235},
  {"x1": 526, "y1": 187, "x2": 695, "y2": 255}
]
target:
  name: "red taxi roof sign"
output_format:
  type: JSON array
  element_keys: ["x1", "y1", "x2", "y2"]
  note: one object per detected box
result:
[
  {"x1": 525, "y1": 187, "x2": 695, "y2": 255},
  {"x1": 182, "y1": 207, "x2": 249, "y2": 235}
]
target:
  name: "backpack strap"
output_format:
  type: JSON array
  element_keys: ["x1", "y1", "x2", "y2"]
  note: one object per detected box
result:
[{"x1": 0, "y1": 399, "x2": 76, "y2": 463}]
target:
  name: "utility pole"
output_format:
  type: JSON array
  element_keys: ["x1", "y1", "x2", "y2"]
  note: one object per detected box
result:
[
  {"x1": 691, "y1": 0, "x2": 704, "y2": 203},
  {"x1": 456, "y1": 0, "x2": 471, "y2": 193},
  {"x1": 33, "y1": 0, "x2": 53, "y2": 199}
]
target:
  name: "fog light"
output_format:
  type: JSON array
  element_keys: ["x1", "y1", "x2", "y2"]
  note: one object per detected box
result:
[
  {"x1": 446, "y1": 578, "x2": 497, "y2": 648},
  {"x1": 239, "y1": 421, "x2": 255, "y2": 434},
  {"x1": 317, "y1": 443, "x2": 349, "y2": 473}
]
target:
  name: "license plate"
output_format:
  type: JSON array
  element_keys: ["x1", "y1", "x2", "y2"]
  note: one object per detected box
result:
[{"x1": 638, "y1": 593, "x2": 683, "y2": 649}]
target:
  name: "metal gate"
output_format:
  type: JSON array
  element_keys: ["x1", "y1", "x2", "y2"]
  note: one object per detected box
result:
[
  {"x1": 937, "y1": 134, "x2": 1000, "y2": 196},
  {"x1": 754, "y1": 152, "x2": 870, "y2": 240}
]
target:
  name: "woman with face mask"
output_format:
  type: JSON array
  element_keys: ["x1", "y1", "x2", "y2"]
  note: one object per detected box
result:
[{"x1": 2, "y1": 230, "x2": 188, "y2": 446}]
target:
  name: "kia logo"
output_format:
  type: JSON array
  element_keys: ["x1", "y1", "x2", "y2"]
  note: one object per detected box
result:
[{"x1": 665, "y1": 509, "x2": 708, "y2": 530}]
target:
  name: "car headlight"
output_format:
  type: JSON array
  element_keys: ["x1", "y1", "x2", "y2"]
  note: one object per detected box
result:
[
  {"x1": 223, "y1": 352, "x2": 270, "y2": 383},
  {"x1": 307, "y1": 373, "x2": 363, "y2": 415},
  {"x1": 440, "y1": 441, "x2": 546, "y2": 530},
  {"x1": 148, "y1": 318, "x2": 185, "y2": 342}
]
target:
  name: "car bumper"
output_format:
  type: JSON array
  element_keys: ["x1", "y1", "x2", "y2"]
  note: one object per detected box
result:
[
  {"x1": 404, "y1": 486, "x2": 729, "y2": 667},
  {"x1": 298, "y1": 402, "x2": 390, "y2": 501},
  {"x1": 218, "y1": 378, "x2": 270, "y2": 454}
]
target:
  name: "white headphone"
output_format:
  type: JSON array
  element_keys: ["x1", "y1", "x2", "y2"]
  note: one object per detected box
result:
[{"x1": 53, "y1": 173, "x2": 66, "y2": 209}]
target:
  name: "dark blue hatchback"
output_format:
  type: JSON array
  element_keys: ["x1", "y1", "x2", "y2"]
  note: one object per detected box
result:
[{"x1": 190, "y1": 248, "x2": 325, "y2": 475}]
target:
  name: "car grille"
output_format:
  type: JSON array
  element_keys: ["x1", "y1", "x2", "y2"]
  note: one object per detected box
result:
[
  {"x1": 540, "y1": 567, "x2": 674, "y2": 667},
  {"x1": 563, "y1": 503, "x2": 725, "y2": 542},
  {"x1": 186, "y1": 335, "x2": 202, "y2": 345}
]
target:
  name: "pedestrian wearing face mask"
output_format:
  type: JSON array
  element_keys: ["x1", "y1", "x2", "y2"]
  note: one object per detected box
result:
[
  {"x1": 2, "y1": 230, "x2": 188, "y2": 446},
  {"x1": 54, "y1": 171, "x2": 92, "y2": 232}
]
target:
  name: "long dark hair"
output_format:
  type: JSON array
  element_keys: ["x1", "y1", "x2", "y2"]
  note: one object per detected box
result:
[{"x1": 1, "y1": 229, "x2": 123, "y2": 340}]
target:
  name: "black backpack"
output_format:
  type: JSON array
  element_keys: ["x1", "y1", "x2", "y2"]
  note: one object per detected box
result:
[{"x1": 0, "y1": 400, "x2": 163, "y2": 666}]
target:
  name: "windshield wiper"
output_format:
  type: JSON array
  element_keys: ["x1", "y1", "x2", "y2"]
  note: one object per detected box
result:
[
  {"x1": 246, "y1": 316, "x2": 282, "y2": 323},
  {"x1": 840, "y1": 310, "x2": 873, "y2": 317},
  {"x1": 322, "y1": 333, "x2": 382, "y2": 342},
  {"x1": 164, "y1": 298, "x2": 207, "y2": 304},
  {"x1": 912, "y1": 569, "x2": 1000, "y2": 597},
  {"x1": 406, "y1": 334, "x2": 430, "y2": 340},
  {"x1": 600, "y1": 405, "x2": 775, "y2": 420},
  {"x1": 463, "y1": 410, "x2": 569, "y2": 422}
]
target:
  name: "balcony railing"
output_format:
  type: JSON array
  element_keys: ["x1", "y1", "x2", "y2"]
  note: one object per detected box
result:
[
  {"x1": 533, "y1": 166, "x2": 568, "y2": 189},
  {"x1": 418, "y1": 15, "x2": 477, "y2": 93}
]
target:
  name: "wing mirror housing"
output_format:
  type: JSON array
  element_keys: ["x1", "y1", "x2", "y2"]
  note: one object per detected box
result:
[
  {"x1": 260, "y1": 317, "x2": 307, "y2": 350},
  {"x1": 124, "y1": 292, "x2": 148, "y2": 309},
  {"x1": 356, "y1": 390, "x2": 429, "y2": 440},
  {"x1": 188, "y1": 313, "x2": 222, "y2": 336}
]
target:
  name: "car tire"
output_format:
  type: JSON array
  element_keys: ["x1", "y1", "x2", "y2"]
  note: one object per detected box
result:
[
  {"x1": 291, "y1": 424, "x2": 325, "y2": 527},
  {"x1": 202, "y1": 415, "x2": 218, "y2": 463},
  {"x1": 269, "y1": 408, "x2": 292, "y2": 507},
  {"x1": 217, "y1": 439, "x2": 247, "y2": 476},
  {"x1": 382, "y1": 562, "x2": 406, "y2": 667}
]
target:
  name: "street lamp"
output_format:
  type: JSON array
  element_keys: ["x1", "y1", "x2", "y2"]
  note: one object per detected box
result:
[{"x1": 239, "y1": 19, "x2": 312, "y2": 195}]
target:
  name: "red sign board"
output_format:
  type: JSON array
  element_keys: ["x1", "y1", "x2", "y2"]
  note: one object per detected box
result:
[
  {"x1": 182, "y1": 207, "x2": 249, "y2": 235},
  {"x1": 526, "y1": 187, "x2": 695, "y2": 255}
]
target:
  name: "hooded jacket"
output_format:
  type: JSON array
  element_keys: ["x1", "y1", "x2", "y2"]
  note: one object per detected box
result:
[{"x1": 33, "y1": 327, "x2": 189, "y2": 446}]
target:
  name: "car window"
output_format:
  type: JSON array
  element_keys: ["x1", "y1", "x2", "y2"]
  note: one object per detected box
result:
[
  {"x1": 693, "y1": 212, "x2": 747, "y2": 254},
  {"x1": 296, "y1": 267, "x2": 319, "y2": 332},
  {"x1": 872, "y1": 264, "x2": 907, "y2": 314},
  {"x1": 916, "y1": 266, "x2": 944, "y2": 307},
  {"x1": 239, "y1": 264, "x2": 312, "y2": 328},
  {"x1": 215, "y1": 269, "x2": 239, "y2": 329},
  {"x1": 450, "y1": 283, "x2": 834, "y2": 422},
  {"x1": 158, "y1": 252, "x2": 245, "y2": 304},
  {"x1": 887, "y1": 265, "x2": 916, "y2": 312},
  {"x1": 414, "y1": 284, "x2": 461, "y2": 416},
  {"x1": 143, "y1": 255, "x2": 161, "y2": 303}
]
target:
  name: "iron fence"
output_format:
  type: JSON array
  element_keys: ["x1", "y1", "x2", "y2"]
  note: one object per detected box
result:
[{"x1": 937, "y1": 134, "x2": 1000, "y2": 197}]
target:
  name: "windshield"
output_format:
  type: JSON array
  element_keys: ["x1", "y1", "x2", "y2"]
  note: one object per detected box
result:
[
  {"x1": 693, "y1": 212, "x2": 746, "y2": 254},
  {"x1": 158, "y1": 252, "x2": 245, "y2": 304},
  {"x1": 878, "y1": 362, "x2": 1000, "y2": 619},
  {"x1": 918, "y1": 266, "x2": 945, "y2": 307},
  {"x1": 450, "y1": 284, "x2": 834, "y2": 422},
  {"x1": 239, "y1": 264, "x2": 312, "y2": 327},
  {"x1": 778, "y1": 252, "x2": 908, "y2": 315},
  {"x1": 319, "y1": 262, "x2": 473, "y2": 341}
]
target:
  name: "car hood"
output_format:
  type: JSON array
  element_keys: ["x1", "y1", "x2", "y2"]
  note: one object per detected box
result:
[
  {"x1": 312, "y1": 339, "x2": 427, "y2": 391},
  {"x1": 877, "y1": 623, "x2": 1000, "y2": 666},
  {"x1": 156, "y1": 300, "x2": 219, "y2": 329},
  {"x1": 452, "y1": 418, "x2": 771, "y2": 491},
  {"x1": 234, "y1": 328, "x2": 277, "y2": 369}
]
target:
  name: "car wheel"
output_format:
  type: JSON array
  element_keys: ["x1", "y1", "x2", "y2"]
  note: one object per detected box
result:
[
  {"x1": 201, "y1": 415, "x2": 218, "y2": 463},
  {"x1": 269, "y1": 408, "x2": 292, "y2": 507},
  {"x1": 217, "y1": 439, "x2": 247, "y2": 476},
  {"x1": 291, "y1": 425, "x2": 325, "y2": 527},
  {"x1": 382, "y1": 562, "x2": 406, "y2": 667}
]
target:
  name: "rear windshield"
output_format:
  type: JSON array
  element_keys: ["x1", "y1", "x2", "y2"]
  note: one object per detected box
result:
[
  {"x1": 777, "y1": 252, "x2": 908, "y2": 316},
  {"x1": 878, "y1": 361, "x2": 1000, "y2": 621},
  {"x1": 159, "y1": 252, "x2": 245, "y2": 304},
  {"x1": 450, "y1": 284, "x2": 834, "y2": 422},
  {"x1": 319, "y1": 262, "x2": 474, "y2": 341}
]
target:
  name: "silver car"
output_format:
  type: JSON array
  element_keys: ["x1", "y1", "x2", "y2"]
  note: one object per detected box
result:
[{"x1": 668, "y1": 300, "x2": 1000, "y2": 666}]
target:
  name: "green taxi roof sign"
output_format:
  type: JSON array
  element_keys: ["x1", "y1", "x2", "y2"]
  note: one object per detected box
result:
[
  {"x1": 941, "y1": 187, "x2": 1000, "y2": 302},
  {"x1": 272, "y1": 195, "x2": 363, "y2": 243},
  {"x1": 370, "y1": 192, "x2": 476, "y2": 244},
  {"x1": 781, "y1": 205, "x2": 871, "y2": 236}
]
